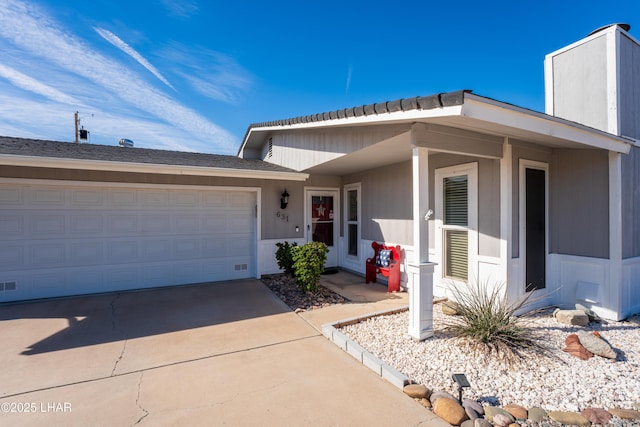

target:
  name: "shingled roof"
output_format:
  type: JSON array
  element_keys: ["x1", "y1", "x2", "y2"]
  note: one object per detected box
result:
[{"x1": 0, "y1": 136, "x2": 302, "y2": 177}]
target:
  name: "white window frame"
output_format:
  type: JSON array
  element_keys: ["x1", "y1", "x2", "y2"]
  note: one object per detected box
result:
[
  {"x1": 343, "y1": 182, "x2": 361, "y2": 264},
  {"x1": 435, "y1": 162, "x2": 478, "y2": 286}
]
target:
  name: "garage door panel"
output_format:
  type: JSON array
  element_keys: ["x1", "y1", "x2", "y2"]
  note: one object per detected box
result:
[
  {"x1": 172, "y1": 191, "x2": 200, "y2": 207},
  {"x1": 107, "y1": 268, "x2": 139, "y2": 290},
  {"x1": 107, "y1": 240, "x2": 139, "y2": 263},
  {"x1": 69, "y1": 241, "x2": 104, "y2": 265},
  {"x1": 30, "y1": 243, "x2": 66, "y2": 266},
  {"x1": 230, "y1": 192, "x2": 255, "y2": 208},
  {"x1": 0, "y1": 245, "x2": 24, "y2": 269},
  {"x1": 202, "y1": 215, "x2": 226, "y2": 232},
  {"x1": 0, "y1": 213, "x2": 23, "y2": 236},
  {"x1": 141, "y1": 215, "x2": 171, "y2": 233},
  {"x1": 106, "y1": 214, "x2": 139, "y2": 234},
  {"x1": 228, "y1": 236, "x2": 254, "y2": 257},
  {"x1": 172, "y1": 238, "x2": 201, "y2": 259},
  {"x1": 141, "y1": 239, "x2": 172, "y2": 261},
  {"x1": 140, "y1": 190, "x2": 170, "y2": 207},
  {"x1": 0, "y1": 183, "x2": 257, "y2": 302},
  {"x1": 30, "y1": 213, "x2": 65, "y2": 236},
  {"x1": 107, "y1": 189, "x2": 138, "y2": 207},
  {"x1": 69, "y1": 189, "x2": 103, "y2": 206},
  {"x1": 173, "y1": 214, "x2": 200, "y2": 233},
  {"x1": 202, "y1": 192, "x2": 228, "y2": 207},
  {"x1": 228, "y1": 213, "x2": 255, "y2": 231},
  {"x1": 141, "y1": 264, "x2": 172, "y2": 286},
  {"x1": 69, "y1": 269, "x2": 106, "y2": 294},
  {"x1": 0, "y1": 187, "x2": 22, "y2": 204},
  {"x1": 31, "y1": 188, "x2": 65, "y2": 205},
  {"x1": 69, "y1": 215, "x2": 104, "y2": 236},
  {"x1": 202, "y1": 239, "x2": 226, "y2": 257}
]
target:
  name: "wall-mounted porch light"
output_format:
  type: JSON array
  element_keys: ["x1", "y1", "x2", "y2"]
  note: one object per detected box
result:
[{"x1": 280, "y1": 189, "x2": 290, "y2": 209}]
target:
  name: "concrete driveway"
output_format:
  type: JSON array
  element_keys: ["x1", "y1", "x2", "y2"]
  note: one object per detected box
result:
[{"x1": 0, "y1": 280, "x2": 447, "y2": 426}]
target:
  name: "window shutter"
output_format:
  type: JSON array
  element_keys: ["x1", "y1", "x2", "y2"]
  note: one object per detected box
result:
[
  {"x1": 444, "y1": 176, "x2": 468, "y2": 226},
  {"x1": 445, "y1": 230, "x2": 468, "y2": 280},
  {"x1": 443, "y1": 175, "x2": 468, "y2": 281}
]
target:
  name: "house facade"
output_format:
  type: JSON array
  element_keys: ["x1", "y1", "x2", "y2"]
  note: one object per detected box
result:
[
  {"x1": 237, "y1": 24, "x2": 640, "y2": 331},
  {"x1": 1, "y1": 25, "x2": 638, "y2": 335}
]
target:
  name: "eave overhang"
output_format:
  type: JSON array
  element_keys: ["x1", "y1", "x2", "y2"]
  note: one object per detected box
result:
[
  {"x1": 0, "y1": 154, "x2": 310, "y2": 181},
  {"x1": 239, "y1": 91, "x2": 635, "y2": 157}
]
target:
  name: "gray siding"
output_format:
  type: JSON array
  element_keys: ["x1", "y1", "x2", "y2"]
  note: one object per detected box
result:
[
  {"x1": 551, "y1": 149, "x2": 609, "y2": 258},
  {"x1": 343, "y1": 161, "x2": 413, "y2": 245},
  {"x1": 267, "y1": 126, "x2": 410, "y2": 171},
  {"x1": 622, "y1": 146, "x2": 640, "y2": 258},
  {"x1": 551, "y1": 34, "x2": 609, "y2": 132},
  {"x1": 619, "y1": 33, "x2": 640, "y2": 139}
]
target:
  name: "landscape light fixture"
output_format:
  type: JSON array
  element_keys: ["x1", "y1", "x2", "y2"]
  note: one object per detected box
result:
[
  {"x1": 280, "y1": 189, "x2": 290, "y2": 209},
  {"x1": 452, "y1": 373, "x2": 470, "y2": 403}
]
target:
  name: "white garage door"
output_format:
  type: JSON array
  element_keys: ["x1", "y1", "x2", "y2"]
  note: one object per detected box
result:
[{"x1": 0, "y1": 181, "x2": 257, "y2": 302}]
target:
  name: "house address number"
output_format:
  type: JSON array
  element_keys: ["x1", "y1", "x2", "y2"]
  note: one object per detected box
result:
[{"x1": 276, "y1": 211, "x2": 289, "y2": 222}]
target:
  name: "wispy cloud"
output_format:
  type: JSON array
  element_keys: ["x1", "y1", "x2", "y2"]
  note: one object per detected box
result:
[
  {"x1": 94, "y1": 27, "x2": 175, "y2": 90},
  {"x1": 345, "y1": 64, "x2": 353, "y2": 93},
  {"x1": 160, "y1": 0, "x2": 199, "y2": 18},
  {"x1": 0, "y1": 63, "x2": 83, "y2": 105},
  {"x1": 163, "y1": 43, "x2": 252, "y2": 104},
  {"x1": 0, "y1": 0, "x2": 238, "y2": 153}
]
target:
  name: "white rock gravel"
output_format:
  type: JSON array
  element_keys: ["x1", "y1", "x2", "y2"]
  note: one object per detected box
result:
[{"x1": 340, "y1": 306, "x2": 640, "y2": 412}]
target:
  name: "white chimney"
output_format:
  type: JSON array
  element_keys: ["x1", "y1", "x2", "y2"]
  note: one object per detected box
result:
[{"x1": 545, "y1": 23, "x2": 640, "y2": 139}]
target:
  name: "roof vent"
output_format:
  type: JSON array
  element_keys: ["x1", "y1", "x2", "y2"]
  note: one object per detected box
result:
[
  {"x1": 588, "y1": 23, "x2": 631, "y2": 37},
  {"x1": 119, "y1": 138, "x2": 134, "y2": 148}
]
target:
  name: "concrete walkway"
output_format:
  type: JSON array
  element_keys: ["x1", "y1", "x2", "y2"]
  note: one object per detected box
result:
[{"x1": 0, "y1": 277, "x2": 449, "y2": 426}]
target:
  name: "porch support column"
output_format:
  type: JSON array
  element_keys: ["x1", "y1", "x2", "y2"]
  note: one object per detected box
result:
[
  {"x1": 407, "y1": 144, "x2": 435, "y2": 340},
  {"x1": 500, "y1": 138, "x2": 514, "y2": 302},
  {"x1": 608, "y1": 151, "x2": 623, "y2": 319}
]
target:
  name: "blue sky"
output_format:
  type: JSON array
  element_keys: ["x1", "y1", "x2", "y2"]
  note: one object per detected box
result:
[{"x1": 0, "y1": 0, "x2": 638, "y2": 154}]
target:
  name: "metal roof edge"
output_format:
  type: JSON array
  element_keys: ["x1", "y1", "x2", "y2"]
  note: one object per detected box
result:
[{"x1": 237, "y1": 90, "x2": 472, "y2": 156}]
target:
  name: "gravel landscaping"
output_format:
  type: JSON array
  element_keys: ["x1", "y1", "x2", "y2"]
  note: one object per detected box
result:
[
  {"x1": 263, "y1": 273, "x2": 640, "y2": 425},
  {"x1": 340, "y1": 306, "x2": 640, "y2": 413}
]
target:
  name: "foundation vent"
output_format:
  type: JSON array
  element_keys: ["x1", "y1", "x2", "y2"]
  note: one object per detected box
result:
[
  {"x1": 234, "y1": 264, "x2": 248, "y2": 271},
  {"x1": 0, "y1": 281, "x2": 17, "y2": 291}
]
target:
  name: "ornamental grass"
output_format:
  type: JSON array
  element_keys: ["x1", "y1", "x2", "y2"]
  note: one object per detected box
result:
[{"x1": 441, "y1": 280, "x2": 553, "y2": 362}]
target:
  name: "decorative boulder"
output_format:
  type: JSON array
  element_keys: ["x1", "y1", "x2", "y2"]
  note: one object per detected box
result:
[
  {"x1": 484, "y1": 406, "x2": 515, "y2": 424},
  {"x1": 547, "y1": 411, "x2": 591, "y2": 426},
  {"x1": 554, "y1": 309, "x2": 590, "y2": 326},
  {"x1": 433, "y1": 397, "x2": 468, "y2": 426},
  {"x1": 462, "y1": 399, "x2": 484, "y2": 420},
  {"x1": 403, "y1": 384, "x2": 430, "y2": 399},
  {"x1": 429, "y1": 390, "x2": 457, "y2": 405},
  {"x1": 441, "y1": 301, "x2": 460, "y2": 315},
  {"x1": 581, "y1": 407, "x2": 612, "y2": 424},
  {"x1": 575, "y1": 303, "x2": 602, "y2": 323},
  {"x1": 577, "y1": 331, "x2": 617, "y2": 359},
  {"x1": 608, "y1": 408, "x2": 640, "y2": 420},
  {"x1": 563, "y1": 334, "x2": 594, "y2": 360},
  {"x1": 492, "y1": 414, "x2": 512, "y2": 427},
  {"x1": 503, "y1": 404, "x2": 528, "y2": 420},
  {"x1": 527, "y1": 407, "x2": 548, "y2": 422}
]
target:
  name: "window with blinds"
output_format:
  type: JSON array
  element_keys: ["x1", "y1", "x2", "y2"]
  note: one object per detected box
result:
[{"x1": 443, "y1": 175, "x2": 468, "y2": 281}]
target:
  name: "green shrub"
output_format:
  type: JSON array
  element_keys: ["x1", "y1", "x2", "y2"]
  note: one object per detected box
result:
[
  {"x1": 441, "y1": 280, "x2": 550, "y2": 361},
  {"x1": 275, "y1": 241, "x2": 298, "y2": 275},
  {"x1": 291, "y1": 241, "x2": 328, "y2": 292}
]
